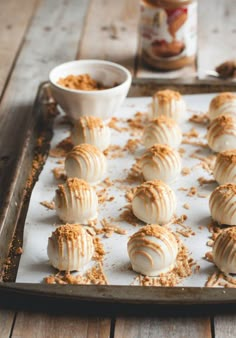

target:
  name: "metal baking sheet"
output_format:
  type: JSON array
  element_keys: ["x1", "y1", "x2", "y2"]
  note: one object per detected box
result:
[{"x1": 1, "y1": 80, "x2": 236, "y2": 306}]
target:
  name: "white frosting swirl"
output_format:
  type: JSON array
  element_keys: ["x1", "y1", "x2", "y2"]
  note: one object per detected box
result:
[
  {"x1": 209, "y1": 184, "x2": 236, "y2": 226},
  {"x1": 213, "y1": 150, "x2": 236, "y2": 185},
  {"x1": 54, "y1": 178, "x2": 98, "y2": 224},
  {"x1": 65, "y1": 144, "x2": 107, "y2": 184},
  {"x1": 132, "y1": 180, "x2": 176, "y2": 225},
  {"x1": 143, "y1": 116, "x2": 182, "y2": 149},
  {"x1": 127, "y1": 224, "x2": 178, "y2": 276},
  {"x1": 71, "y1": 116, "x2": 110, "y2": 151},
  {"x1": 47, "y1": 224, "x2": 94, "y2": 271},
  {"x1": 141, "y1": 144, "x2": 181, "y2": 183},
  {"x1": 207, "y1": 115, "x2": 236, "y2": 153},
  {"x1": 152, "y1": 89, "x2": 186, "y2": 122},
  {"x1": 213, "y1": 228, "x2": 236, "y2": 274},
  {"x1": 208, "y1": 92, "x2": 236, "y2": 121}
]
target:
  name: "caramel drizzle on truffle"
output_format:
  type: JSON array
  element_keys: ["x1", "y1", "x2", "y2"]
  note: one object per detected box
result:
[
  {"x1": 142, "y1": 144, "x2": 180, "y2": 174},
  {"x1": 210, "y1": 92, "x2": 236, "y2": 111},
  {"x1": 213, "y1": 228, "x2": 236, "y2": 273},
  {"x1": 144, "y1": 118, "x2": 181, "y2": 145},
  {"x1": 210, "y1": 184, "x2": 236, "y2": 224},
  {"x1": 66, "y1": 144, "x2": 105, "y2": 178},
  {"x1": 55, "y1": 178, "x2": 94, "y2": 217},
  {"x1": 128, "y1": 225, "x2": 177, "y2": 270},
  {"x1": 49, "y1": 224, "x2": 94, "y2": 271},
  {"x1": 208, "y1": 115, "x2": 236, "y2": 138},
  {"x1": 153, "y1": 89, "x2": 182, "y2": 103}
]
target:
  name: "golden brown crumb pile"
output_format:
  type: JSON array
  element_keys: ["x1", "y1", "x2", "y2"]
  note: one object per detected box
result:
[
  {"x1": 40, "y1": 200, "x2": 55, "y2": 210},
  {"x1": 44, "y1": 263, "x2": 108, "y2": 285},
  {"x1": 189, "y1": 113, "x2": 209, "y2": 124},
  {"x1": 93, "y1": 237, "x2": 106, "y2": 261},
  {"x1": 51, "y1": 224, "x2": 84, "y2": 241},
  {"x1": 154, "y1": 89, "x2": 181, "y2": 102},
  {"x1": 49, "y1": 137, "x2": 73, "y2": 158},
  {"x1": 57, "y1": 74, "x2": 108, "y2": 91}
]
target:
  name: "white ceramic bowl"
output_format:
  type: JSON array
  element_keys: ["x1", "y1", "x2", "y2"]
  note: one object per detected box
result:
[{"x1": 49, "y1": 59, "x2": 132, "y2": 120}]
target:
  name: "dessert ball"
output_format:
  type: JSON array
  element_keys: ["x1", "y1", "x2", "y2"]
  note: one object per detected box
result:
[
  {"x1": 132, "y1": 180, "x2": 176, "y2": 225},
  {"x1": 71, "y1": 116, "x2": 110, "y2": 151},
  {"x1": 47, "y1": 224, "x2": 94, "y2": 271},
  {"x1": 213, "y1": 149, "x2": 236, "y2": 185},
  {"x1": 208, "y1": 92, "x2": 236, "y2": 121},
  {"x1": 152, "y1": 89, "x2": 186, "y2": 122},
  {"x1": 209, "y1": 184, "x2": 236, "y2": 226},
  {"x1": 127, "y1": 224, "x2": 178, "y2": 276},
  {"x1": 54, "y1": 178, "x2": 98, "y2": 224},
  {"x1": 213, "y1": 227, "x2": 236, "y2": 274},
  {"x1": 207, "y1": 115, "x2": 236, "y2": 152},
  {"x1": 141, "y1": 144, "x2": 181, "y2": 183},
  {"x1": 143, "y1": 116, "x2": 182, "y2": 149},
  {"x1": 65, "y1": 144, "x2": 107, "y2": 184}
]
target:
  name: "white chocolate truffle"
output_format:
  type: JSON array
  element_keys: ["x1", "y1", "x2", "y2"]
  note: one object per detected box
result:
[
  {"x1": 207, "y1": 115, "x2": 236, "y2": 152},
  {"x1": 127, "y1": 224, "x2": 178, "y2": 276},
  {"x1": 71, "y1": 116, "x2": 110, "y2": 151},
  {"x1": 65, "y1": 144, "x2": 107, "y2": 184},
  {"x1": 132, "y1": 180, "x2": 176, "y2": 225},
  {"x1": 152, "y1": 89, "x2": 186, "y2": 122},
  {"x1": 47, "y1": 224, "x2": 94, "y2": 271},
  {"x1": 141, "y1": 144, "x2": 181, "y2": 183},
  {"x1": 143, "y1": 116, "x2": 182, "y2": 149},
  {"x1": 54, "y1": 178, "x2": 98, "y2": 224},
  {"x1": 208, "y1": 92, "x2": 236, "y2": 121},
  {"x1": 209, "y1": 184, "x2": 236, "y2": 226},
  {"x1": 213, "y1": 228, "x2": 236, "y2": 274},
  {"x1": 213, "y1": 149, "x2": 236, "y2": 185}
]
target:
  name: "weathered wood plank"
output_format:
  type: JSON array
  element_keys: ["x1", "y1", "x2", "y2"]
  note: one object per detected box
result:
[
  {"x1": 0, "y1": 309, "x2": 15, "y2": 338},
  {"x1": 0, "y1": 1, "x2": 111, "y2": 336},
  {"x1": 198, "y1": 0, "x2": 236, "y2": 78},
  {"x1": 114, "y1": 317, "x2": 212, "y2": 338},
  {"x1": 0, "y1": 0, "x2": 89, "y2": 274},
  {"x1": 12, "y1": 312, "x2": 110, "y2": 338},
  {"x1": 214, "y1": 315, "x2": 236, "y2": 338},
  {"x1": 78, "y1": 0, "x2": 139, "y2": 74},
  {"x1": 0, "y1": 0, "x2": 39, "y2": 98}
]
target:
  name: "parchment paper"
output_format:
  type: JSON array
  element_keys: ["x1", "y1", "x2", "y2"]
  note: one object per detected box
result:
[{"x1": 16, "y1": 93, "x2": 222, "y2": 286}]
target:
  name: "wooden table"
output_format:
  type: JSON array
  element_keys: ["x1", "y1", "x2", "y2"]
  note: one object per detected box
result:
[{"x1": 0, "y1": 0, "x2": 236, "y2": 337}]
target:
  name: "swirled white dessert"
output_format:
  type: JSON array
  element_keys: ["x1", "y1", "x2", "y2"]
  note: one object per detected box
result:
[
  {"x1": 132, "y1": 180, "x2": 176, "y2": 225},
  {"x1": 71, "y1": 116, "x2": 111, "y2": 151},
  {"x1": 209, "y1": 184, "x2": 236, "y2": 226},
  {"x1": 54, "y1": 178, "x2": 98, "y2": 224},
  {"x1": 152, "y1": 89, "x2": 186, "y2": 122},
  {"x1": 208, "y1": 92, "x2": 236, "y2": 121},
  {"x1": 127, "y1": 224, "x2": 178, "y2": 276},
  {"x1": 143, "y1": 116, "x2": 182, "y2": 149},
  {"x1": 65, "y1": 144, "x2": 107, "y2": 184},
  {"x1": 213, "y1": 227, "x2": 236, "y2": 274},
  {"x1": 47, "y1": 224, "x2": 94, "y2": 271},
  {"x1": 207, "y1": 115, "x2": 236, "y2": 152},
  {"x1": 213, "y1": 149, "x2": 236, "y2": 185},
  {"x1": 141, "y1": 144, "x2": 181, "y2": 183}
]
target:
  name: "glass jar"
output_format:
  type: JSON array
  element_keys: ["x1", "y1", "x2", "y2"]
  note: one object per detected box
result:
[{"x1": 139, "y1": 0, "x2": 198, "y2": 70}]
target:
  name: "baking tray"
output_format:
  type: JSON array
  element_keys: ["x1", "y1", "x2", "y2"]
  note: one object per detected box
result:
[{"x1": 1, "y1": 79, "x2": 236, "y2": 310}]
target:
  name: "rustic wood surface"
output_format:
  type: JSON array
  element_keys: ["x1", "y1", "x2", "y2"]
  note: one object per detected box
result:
[
  {"x1": 11, "y1": 312, "x2": 111, "y2": 338},
  {"x1": 114, "y1": 317, "x2": 212, "y2": 338},
  {"x1": 0, "y1": 0, "x2": 235, "y2": 337}
]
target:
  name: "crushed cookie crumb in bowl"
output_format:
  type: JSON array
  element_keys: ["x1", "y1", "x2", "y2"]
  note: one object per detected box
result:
[{"x1": 49, "y1": 59, "x2": 132, "y2": 121}]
